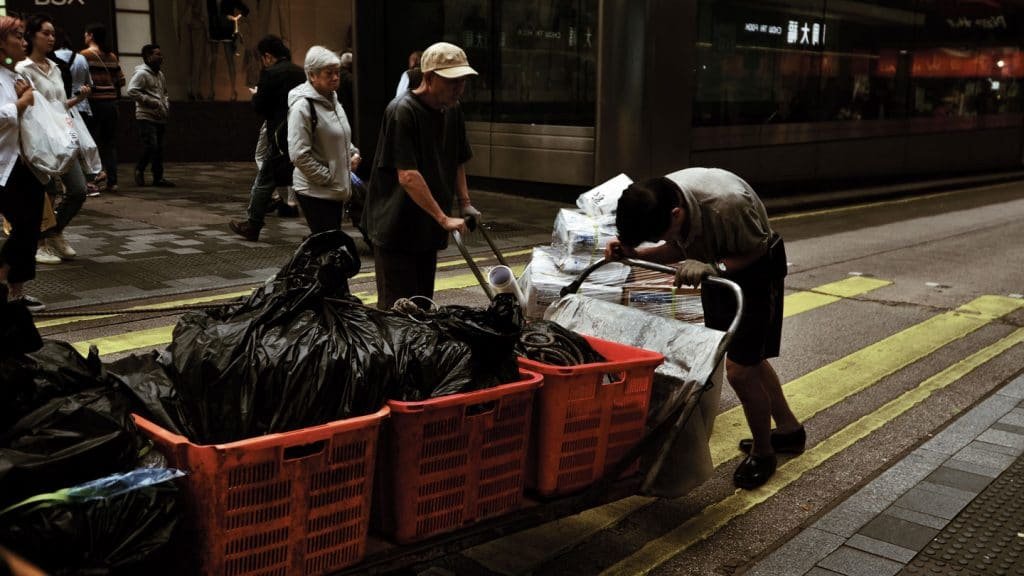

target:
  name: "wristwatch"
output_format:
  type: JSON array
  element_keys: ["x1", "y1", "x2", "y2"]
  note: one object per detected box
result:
[{"x1": 714, "y1": 260, "x2": 727, "y2": 273}]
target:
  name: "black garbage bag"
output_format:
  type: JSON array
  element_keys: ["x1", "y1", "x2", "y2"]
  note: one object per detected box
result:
[
  {"x1": 137, "y1": 231, "x2": 388, "y2": 444},
  {"x1": 0, "y1": 342, "x2": 147, "y2": 509},
  {"x1": 515, "y1": 320, "x2": 605, "y2": 366},
  {"x1": 0, "y1": 468, "x2": 183, "y2": 575},
  {"x1": 380, "y1": 293, "x2": 524, "y2": 400},
  {"x1": 0, "y1": 292, "x2": 42, "y2": 358}
]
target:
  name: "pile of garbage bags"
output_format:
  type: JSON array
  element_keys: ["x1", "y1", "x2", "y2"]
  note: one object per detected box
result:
[
  {"x1": 0, "y1": 302, "x2": 182, "y2": 575},
  {"x1": 122, "y1": 231, "x2": 524, "y2": 444},
  {"x1": 1, "y1": 230, "x2": 528, "y2": 573}
]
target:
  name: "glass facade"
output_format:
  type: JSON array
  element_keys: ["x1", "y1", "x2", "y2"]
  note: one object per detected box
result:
[
  {"x1": 439, "y1": 0, "x2": 598, "y2": 126},
  {"x1": 693, "y1": 0, "x2": 1023, "y2": 127}
]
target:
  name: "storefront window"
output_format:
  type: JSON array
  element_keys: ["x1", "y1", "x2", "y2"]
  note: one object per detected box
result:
[
  {"x1": 693, "y1": 0, "x2": 1022, "y2": 127},
  {"x1": 441, "y1": 0, "x2": 598, "y2": 125}
]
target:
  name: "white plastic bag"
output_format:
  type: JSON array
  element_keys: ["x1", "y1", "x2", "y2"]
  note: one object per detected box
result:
[
  {"x1": 551, "y1": 208, "x2": 619, "y2": 272},
  {"x1": 20, "y1": 98, "x2": 78, "y2": 176},
  {"x1": 575, "y1": 173, "x2": 632, "y2": 217},
  {"x1": 68, "y1": 108, "x2": 101, "y2": 175}
]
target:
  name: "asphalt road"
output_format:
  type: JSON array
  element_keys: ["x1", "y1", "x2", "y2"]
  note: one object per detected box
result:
[{"x1": 37, "y1": 178, "x2": 1024, "y2": 576}]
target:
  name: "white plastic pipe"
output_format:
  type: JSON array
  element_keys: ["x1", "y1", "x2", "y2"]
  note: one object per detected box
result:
[{"x1": 487, "y1": 265, "x2": 526, "y2": 306}]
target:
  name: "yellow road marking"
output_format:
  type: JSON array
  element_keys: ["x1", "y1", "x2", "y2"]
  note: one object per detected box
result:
[
  {"x1": 40, "y1": 249, "x2": 532, "y2": 330},
  {"x1": 36, "y1": 289, "x2": 257, "y2": 329},
  {"x1": 784, "y1": 277, "x2": 890, "y2": 316},
  {"x1": 712, "y1": 295, "x2": 1023, "y2": 468},
  {"x1": 73, "y1": 264, "x2": 527, "y2": 357},
  {"x1": 464, "y1": 277, "x2": 892, "y2": 575},
  {"x1": 72, "y1": 325, "x2": 175, "y2": 357},
  {"x1": 601, "y1": 326, "x2": 1024, "y2": 576}
]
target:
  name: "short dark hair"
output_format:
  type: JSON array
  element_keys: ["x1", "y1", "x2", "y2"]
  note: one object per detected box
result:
[
  {"x1": 257, "y1": 34, "x2": 290, "y2": 60},
  {"x1": 141, "y1": 43, "x2": 160, "y2": 59},
  {"x1": 615, "y1": 177, "x2": 683, "y2": 247},
  {"x1": 85, "y1": 22, "x2": 110, "y2": 53},
  {"x1": 25, "y1": 13, "x2": 52, "y2": 56}
]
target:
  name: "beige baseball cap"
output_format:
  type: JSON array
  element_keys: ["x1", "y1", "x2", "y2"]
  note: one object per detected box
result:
[{"x1": 420, "y1": 42, "x2": 478, "y2": 79}]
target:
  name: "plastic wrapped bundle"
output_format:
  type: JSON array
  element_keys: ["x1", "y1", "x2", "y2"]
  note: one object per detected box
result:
[
  {"x1": 517, "y1": 247, "x2": 626, "y2": 319},
  {"x1": 551, "y1": 209, "x2": 619, "y2": 273}
]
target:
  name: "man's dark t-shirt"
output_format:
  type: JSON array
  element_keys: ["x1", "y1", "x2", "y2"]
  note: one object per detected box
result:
[{"x1": 363, "y1": 91, "x2": 472, "y2": 251}]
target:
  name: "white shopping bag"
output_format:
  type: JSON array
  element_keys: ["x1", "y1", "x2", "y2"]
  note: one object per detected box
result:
[
  {"x1": 68, "y1": 108, "x2": 102, "y2": 175},
  {"x1": 20, "y1": 98, "x2": 79, "y2": 176}
]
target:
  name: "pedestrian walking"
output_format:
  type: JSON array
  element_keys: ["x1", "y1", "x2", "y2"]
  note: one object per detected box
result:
[
  {"x1": 0, "y1": 16, "x2": 47, "y2": 312},
  {"x1": 128, "y1": 43, "x2": 174, "y2": 188},
  {"x1": 363, "y1": 41, "x2": 481, "y2": 310},
  {"x1": 17, "y1": 14, "x2": 101, "y2": 264},
  {"x1": 229, "y1": 34, "x2": 305, "y2": 242},
  {"x1": 287, "y1": 46, "x2": 360, "y2": 235},
  {"x1": 394, "y1": 50, "x2": 421, "y2": 98},
  {"x1": 81, "y1": 23, "x2": 123, "y2": 192},
  {"x1": 605, "y1": 168, "x2": 804, "y2": 490}
]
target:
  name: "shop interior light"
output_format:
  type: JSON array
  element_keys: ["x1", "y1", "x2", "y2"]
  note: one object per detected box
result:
[{"x1": 996, "y1": 59, "x2": 1005, "y2": 68}]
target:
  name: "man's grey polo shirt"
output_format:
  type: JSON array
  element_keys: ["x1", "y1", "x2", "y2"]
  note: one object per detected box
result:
[{"x1": 664, "y1": 167, "x2": 773, "y2": 263}]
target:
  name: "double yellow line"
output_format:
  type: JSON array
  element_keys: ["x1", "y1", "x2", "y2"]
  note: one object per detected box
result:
[{"x1": 463, "y1": 291, "x2": 1024, "y2": 576}]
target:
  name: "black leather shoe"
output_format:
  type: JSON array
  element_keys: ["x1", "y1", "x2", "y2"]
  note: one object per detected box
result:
[
  {"x1": 229, "y1": 220, "x2": 261, "y2": 242},
  {"x1": 152, "y1": 179, "x2": 176, "y2": 188},
  {"x1": 738, "y1": 426, "x2": 806, "y2": 455},
  {"x1": 733, "y1": 453, "x2": 777, "y2": 490}
]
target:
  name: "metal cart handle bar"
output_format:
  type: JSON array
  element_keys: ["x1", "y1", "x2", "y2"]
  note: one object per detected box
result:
[
  {"x1": 559, "y1": 257, "x2": 745, "y2": 496},
  {"x1": 451, "y1": 215, "x2": 509, "y2": 301}
]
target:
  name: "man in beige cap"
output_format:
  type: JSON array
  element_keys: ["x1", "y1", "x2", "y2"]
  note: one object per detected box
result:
[{"x1": 363, "y1": 41, "x2": 483, "y2": 309}]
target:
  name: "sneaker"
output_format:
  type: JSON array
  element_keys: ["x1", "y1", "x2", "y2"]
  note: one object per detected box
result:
[
  {"x1": 9, "y1": 294, "x2": 45, "y2": 313},
  {"x1": 36, "y1": 244, "x2": 62, "y2": 265},
  {"x1": 48, "y1": 234, "x2": 77, "y2": 259},
  {"x1": 152, "y1": 179, "x2": 176, "y2": 188},
  {"x1": 229, "y1": 220, "x2": 261, "y2": 242},
  {"x1": 134, "y1": 170, "x2": 145, "y2": 186}
]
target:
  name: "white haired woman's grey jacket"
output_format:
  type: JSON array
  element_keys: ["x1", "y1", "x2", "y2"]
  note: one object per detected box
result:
[{"x1": 286, "y1": 81, "x2": 358, "y2": 202}]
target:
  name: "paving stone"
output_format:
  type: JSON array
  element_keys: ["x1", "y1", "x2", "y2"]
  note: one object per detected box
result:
[
  {"x1": 968, "y1": 438, "x2": 1020, "y2": 457},
  {"x1": 941, "y1": 456, "x2": 1003, "y2": 479},
  {"x1": 813, "y1": 504, "x2": 883, "y2": 538},
  {"x1": 996, "y1": 374, "x2": 1024, "y2": 399},
  {"x1": 924, "y1": 466, "x2": 994, "y2": 493},
  {"x1": 745, "y1": 528, "x2": 847, "y2": 576},
  {"x1": 976, "y1": 428, "x2": 1024, "y2": 451},
  {"x1": 168, "y1": 248, "x2": 204, "y2": 255},
  {"x1": 89, "y1": 255, "x2": 128, "y2": 264},
  {"x1": 170, "y1": 239, "x2": 204, "y2": 246},
  {"x1": 998, "y1": 408, "x2": 1024, "y2": 428},
  {"x1": 914, "y1": 480, "x2": 979, "y2": 501},
  {"x1": 953, "y1": 443, "x2": 1017, "y2": 472},
  {"x1": 805, "y1": 569, "x2": 845, "y2": 576},
  {"x1": 858, "y1": 513, "x2": 940, "y2": 551},
  {"x1": 893, "y1": 486, "x2": 970, "y2": 520},
  {"x1": 884, "y1": 505, "x2": 950, "y2": 530},
  {"x1": 817, "y1": 545, "x2": 903, "y2": 576},
  {"x1": 846, "y1": 534, "x2": 918, "y2": 564}
]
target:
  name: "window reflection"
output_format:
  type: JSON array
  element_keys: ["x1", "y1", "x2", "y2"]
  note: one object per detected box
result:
[
  {"x1": 440, "y1": 0, "x2": 598, "y2": 126},
  {"x1": 693, "y1": 0, "x2": 1022, "y2": 127}
]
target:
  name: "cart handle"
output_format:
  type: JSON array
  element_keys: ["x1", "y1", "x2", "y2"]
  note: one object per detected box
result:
[{"x1": 451, "y1": 215, "x2": 509, "y2": 301}]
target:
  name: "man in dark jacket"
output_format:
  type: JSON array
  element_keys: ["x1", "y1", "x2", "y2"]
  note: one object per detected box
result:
[{"x1": 230, "y1": 35, "x2": 305, "y2": 241}]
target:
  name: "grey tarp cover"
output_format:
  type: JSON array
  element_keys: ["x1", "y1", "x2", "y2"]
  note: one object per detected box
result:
[{"x1": 544, "y1": 294, "x2": 725, "y2": 498}]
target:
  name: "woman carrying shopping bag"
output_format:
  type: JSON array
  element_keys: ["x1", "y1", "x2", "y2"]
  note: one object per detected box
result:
[
  {"x1": 17, "y1": 13, "x2": 105, "y2": 263},
  {"x1": 0, "y1": 16, "x2": 48, "y2": 312}
]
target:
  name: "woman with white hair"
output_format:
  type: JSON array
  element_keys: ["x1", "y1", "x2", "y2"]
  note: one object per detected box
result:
[{"x1": 286, "y1": 45, "x2": 360, "y2": 235}]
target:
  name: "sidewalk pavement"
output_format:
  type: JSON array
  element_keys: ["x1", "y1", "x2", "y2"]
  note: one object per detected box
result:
[
  {"x1": 19, "y1": 162, "x2": 570, "y2": 311},
  {"x1": 748, "y1": 372, "x2": 1024, "y2": 576}
]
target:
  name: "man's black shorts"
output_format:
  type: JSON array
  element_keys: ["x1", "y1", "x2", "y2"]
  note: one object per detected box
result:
[{"x1": 701, "y1": 235, "x2": 787, "y2": 366}]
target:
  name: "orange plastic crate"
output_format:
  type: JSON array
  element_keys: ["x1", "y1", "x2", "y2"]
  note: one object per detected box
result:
[
  {"x1": 519, "y1": 336, "x2": 664, "y2": 497},
  {"x1": 133, "y1": 407, "x2": 388, "y2": 576},
  {"x1": 378, "y1": 370, "x2": 543, "y2": 543}
]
